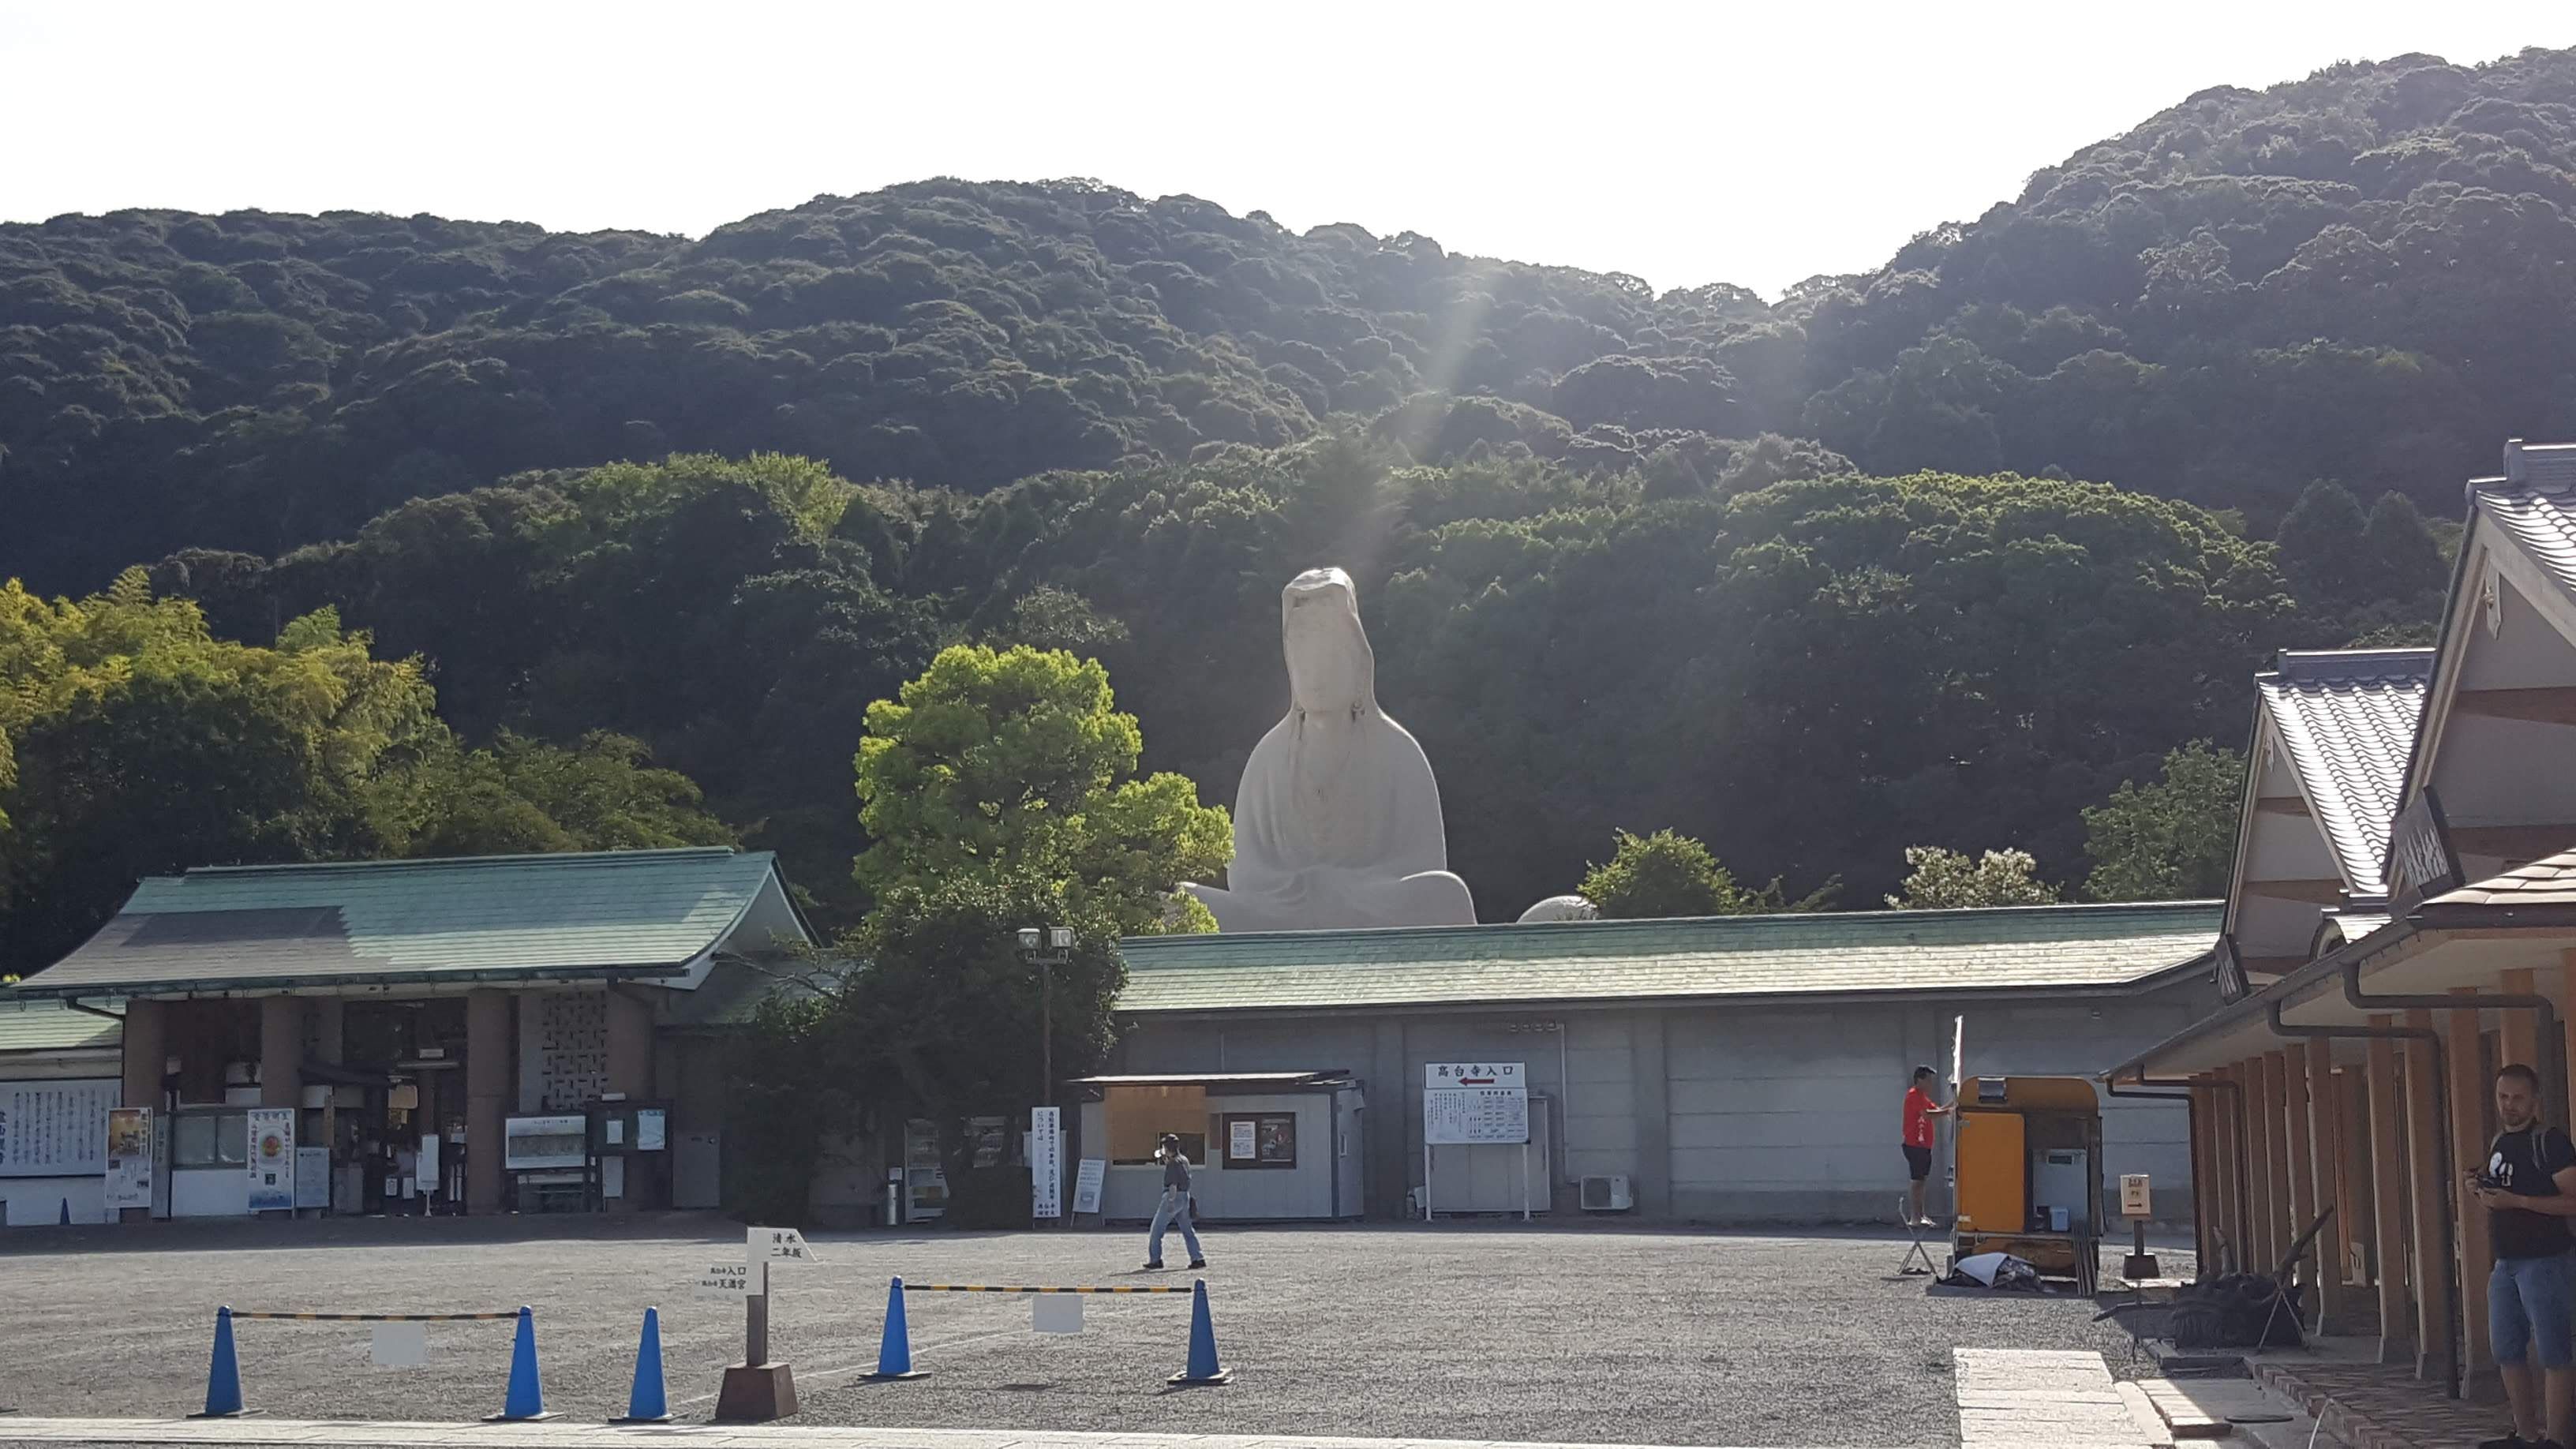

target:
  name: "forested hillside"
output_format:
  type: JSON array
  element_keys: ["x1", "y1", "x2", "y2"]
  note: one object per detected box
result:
[{"x1": 4, "y1": 45, "x2": 2570, "y2": 942}]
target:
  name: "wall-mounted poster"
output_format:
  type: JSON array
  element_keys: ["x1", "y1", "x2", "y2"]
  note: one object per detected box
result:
[
  {"x1": 0, "y1": 1079, "x2": 117, "y2": 1178},
  {"x1": 246, "y1": 1107, "x2": 294, "y2": 1211},
  {"x1": 105, "y1": 1106, "x2": 153, "y2": 1210}
]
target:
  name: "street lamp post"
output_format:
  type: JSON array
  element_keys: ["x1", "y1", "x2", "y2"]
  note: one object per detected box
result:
[{"x1": 1015, "y1": 926, "x2": 1075, "y2": 1110}]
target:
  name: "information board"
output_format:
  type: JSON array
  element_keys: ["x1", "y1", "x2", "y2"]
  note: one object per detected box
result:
[
  {"x1": 1073, "y1": 1157, "x2": 1106, "y2": 1215},
  {"x1": 1030, "y1": 1106, "x2": 1063, "y2": 1219},
  {"x1": 247, "y1": 1108, "x2": 295, "y2": 1211},
  {"x1": 0, "y1": 1078, "x2": 116, "y2": 1178},
  {"x1": 104, "y1": 1106, "x2": 153, "y2": 1209},
  {"x1": 294, "y1": 1147, "x2": 331, "y2": 1210},
  {"x1": 504, "y1": 1114, "x2": 587, "y2": 1170},
  {"x1": 1422, "y1": 1062, "x2": 1528, "y2": 1144}
]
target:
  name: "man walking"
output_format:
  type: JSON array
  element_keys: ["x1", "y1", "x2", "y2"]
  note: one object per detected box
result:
[
  {"x1": 2473, "y1": 1063, "x2": 2576, "y2": 1449},
  {"x1": 1144, "y1": 1133, "x2": 1207, "y2": 1271},
  {"x1": 1903, "y1": 1065, "x2": 1951, "y2": 1229}
]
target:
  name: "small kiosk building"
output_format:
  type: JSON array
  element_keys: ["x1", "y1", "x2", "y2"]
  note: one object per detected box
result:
[{"x1": 1071, "y1": 1071, "x2": 1365, "y2": 1222}]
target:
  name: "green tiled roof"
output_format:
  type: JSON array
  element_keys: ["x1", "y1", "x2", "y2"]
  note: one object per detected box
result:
[
  {"x1": 13, "y1": 848, "x2": 802, "y2": 998},
  {"x1": 0, "y1": 995, "x2": 122, "y2": 1054},
  {"x1": 1114, "y1": 901, "x2": 2222, "y2": 1014}
]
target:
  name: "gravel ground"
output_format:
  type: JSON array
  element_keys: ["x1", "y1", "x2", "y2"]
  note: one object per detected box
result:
[{"x1": 0, "y1": 1215, "x2": 2192, "y2": 1447}]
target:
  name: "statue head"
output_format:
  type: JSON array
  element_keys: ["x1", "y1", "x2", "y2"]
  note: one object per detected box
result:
[{"x1": 1282, "y1": 567, "x2": 1375, "y2": 715}]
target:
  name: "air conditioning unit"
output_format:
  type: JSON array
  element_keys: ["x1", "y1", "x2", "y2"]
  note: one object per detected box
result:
[{"x1": 1579, "y1": 1174, "x2": 1632, "y2": 1211}]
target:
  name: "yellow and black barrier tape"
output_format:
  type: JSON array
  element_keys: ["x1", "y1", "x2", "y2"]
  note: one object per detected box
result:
[{"x1": 906, "y1": 1284, "x2": 1193, "y2": 1294}]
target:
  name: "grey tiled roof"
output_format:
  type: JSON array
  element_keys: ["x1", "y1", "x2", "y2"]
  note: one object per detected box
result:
[
  {"x1": 13, "y1": 849, "x2": 796, "y2": 998},
  {"x1": 0, "y1": 995, "x2": 122, "y2": 1055},
  {"x1": 2474, "y1": 440, "x2": 2576, "y2": 601},
  {"x1": 2428, "y1": 849, "x2": 2576, "y2": 908},
  {"x1": 1116, "y1": 901, "x2": 2220, "y2": 1014},
  {"x1": 2257, "y1": 648, "x2": 2432, "y2": 896}
]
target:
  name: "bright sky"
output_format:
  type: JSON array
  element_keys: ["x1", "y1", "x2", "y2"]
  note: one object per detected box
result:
[{"x1": 4, "y1": 2, "x2": 2570, "y2": 297}]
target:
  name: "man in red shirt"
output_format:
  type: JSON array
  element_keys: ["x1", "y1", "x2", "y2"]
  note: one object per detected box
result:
[{"x1": 1903, "y1": 1065, "x2": 1951, "y2": 1229}]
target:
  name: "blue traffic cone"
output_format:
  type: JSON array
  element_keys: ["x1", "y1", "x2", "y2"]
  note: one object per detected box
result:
[
  {"x1": 190, "y1": 1307, "x2": 247, "y2": 1417},
  {"x1": 1166, "y1": 1279, "x2": 1233, "y2": 1386},
  {"x1": 610, "y1": 1308, "x2": 672, "y2": 1423},
  {"x1": 485, "y1": 1306, "x2": 554, "y2": 1421},
  {"x1": 862, "y1": 1276, "x2": 928, "y2": 1380},
  {"x1": 59, "y1": 1197, "x2": 70, "y2": 1225}
]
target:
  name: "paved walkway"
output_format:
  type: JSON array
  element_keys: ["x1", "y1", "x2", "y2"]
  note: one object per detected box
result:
[
  {"x1": 0, "y1": 1421, "x2": 1773, "y2": 1449},
  {"x1": 1952, "y1": 1349, "x2": 2155, "y2": 1449},
  {"x1": 2253, "y1": 1359, "x2": 2505, "y2": 1449}
]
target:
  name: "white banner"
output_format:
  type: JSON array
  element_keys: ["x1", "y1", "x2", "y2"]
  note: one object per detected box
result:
[
  {"x1": 1424, "y1": 1061, "x2": 1529, "y2": 1144},
  {"x1": 247, "y1": 1108, "x2": 295, "y2": 1211},
  {"x1": 105, "y1": 1106, "x2": 153, "y2": 1210},
  {"x1": 0, "y1": 1078, "x2": 117, "y2": 1178},
  {"x1": 1031, "y1": 1106, "x2": 1063, "y2": 1219}
]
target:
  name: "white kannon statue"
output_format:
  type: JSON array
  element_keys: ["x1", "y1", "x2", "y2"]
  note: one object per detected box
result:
[{"x1": 1183, "y1": 567, "x2": 1477, "y2": 932}]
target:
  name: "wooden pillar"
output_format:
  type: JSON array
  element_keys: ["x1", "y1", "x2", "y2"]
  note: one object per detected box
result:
[
  {"x1": 2449, "y1": 990, "x2": 2492, "y2": 1378},
  {"x1": 2189, "y1": 1082, "x2": 2216, "y2": 1268},
  {"x1": 2252, "y1": 1051, "x2": 2286, "y2": 1273},
  {"x1": 2283, "y1": 1046, "x2": 2321, "y2": 1308},
  {"x1": 2405, "y1": 1008, "x2": 2447, "y2": 1380},
  {"x1": 2562, "y1": 951, "x2": 2576, "y2": 1130},
  {"x1": 2366, "y1": 1022, "x2": 2410, "y2": 1363},
  {"x1": 258, "y1": 997, "x2": 305, "y2": 1109},
  {"x1": 2503, "y1": 968, "x2": 2542, "y2": 1076},
  {"x1": 606, "y1": 989, "x2": 653, "y2": 1099},
  {"x1": 118, "y1": 1000, "x2": 167, "y2": 1224},
  {"x1": 2211, "y1": 1064, "x2": 2245, "y2": 1274},
  {"x1": 2338, "y1": 1067, "x2": 2375, "y2": 1279},
  {"x1": 466, "y1": 990, "x2": 510, "y2": 1215},
  {"x1": 2301, "y1": 1037, "x2": 2349, "y2": 1329}
]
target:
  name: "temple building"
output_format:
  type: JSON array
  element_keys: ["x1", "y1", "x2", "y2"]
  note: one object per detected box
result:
[
  {"x1": 2105, "y1": 439, "x2": 2576, "y2": 1406},
  {"x1": 2, "y1": 848, "x2": 811, "y2": 1222}
]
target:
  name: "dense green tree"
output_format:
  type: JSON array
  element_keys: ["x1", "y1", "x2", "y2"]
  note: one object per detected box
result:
[
  {"x1": 1575, "y1": 829, "x2": 1830, "y2": 918},
  {"x1": 852, "y1": 644, "x2": 1230, "y2": 936},
  {"x1": 21, "y1": 45, "x2": 2576, "y2": 618},
  {"x1": 2275, "y1": 479, "x2": 2373, "y2": 608},
  {"x1": 364, "y1": 731, "x2": 734, "y2": 859},
  {"x1": 843, "y1": 871, "x2": 1125, "y2": 1184},
  {"x1": 2080, "y1": 741, "x2": 2243, "y2": 901},
  {"x1": 1577, "y1": 830, "x2": 1753, "y2": 918},
  {"x1": 0, "y1": 572, "x2": 732, "y2": 974},
  {"x1": 1885, "y1": 847, "x2": 2060, "y2": 910}
]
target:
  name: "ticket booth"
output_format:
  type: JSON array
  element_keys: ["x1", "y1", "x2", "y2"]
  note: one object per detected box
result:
[
  {"x1": 1072, "y1": 1071, "x2": 1364, "y2": 1223},
  {"x1": 1951, "y1": 1075, "x2": 2105, "y2": 1291}
]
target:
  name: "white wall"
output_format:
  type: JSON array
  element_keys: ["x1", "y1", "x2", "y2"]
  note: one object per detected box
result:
[
  {"x1": 0, "y1": 1177, "x2": 107, "y2": 1226},
  {"x1": 172, "y1": 1167, "x2": 250, "y2": 1218},
  {"x1": 1118, "y1": 974, "x2": 2207, "y2": 1224}
]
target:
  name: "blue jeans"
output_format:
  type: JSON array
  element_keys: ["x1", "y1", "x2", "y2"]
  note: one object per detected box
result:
[
  {"x1": 1146, "y1": 1188, "x2": 1201, "y2": 1265},
  {"x1": 2492, "y1": 1250, "x2": 2576, "y2": 1368}
]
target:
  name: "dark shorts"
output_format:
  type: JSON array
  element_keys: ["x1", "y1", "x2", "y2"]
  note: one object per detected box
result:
[{"x1": 1903, "y1": 1144, "x2": 1933, "y2": 1181}]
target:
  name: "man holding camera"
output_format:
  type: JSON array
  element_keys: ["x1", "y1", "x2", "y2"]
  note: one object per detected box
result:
[
  {"x1": 1144, "y1": 1133, "x2": 1208, "y2": 1271},
  {"x1": 2471, "y1": 1063, "x2": 2576, "y2": 1449}
]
